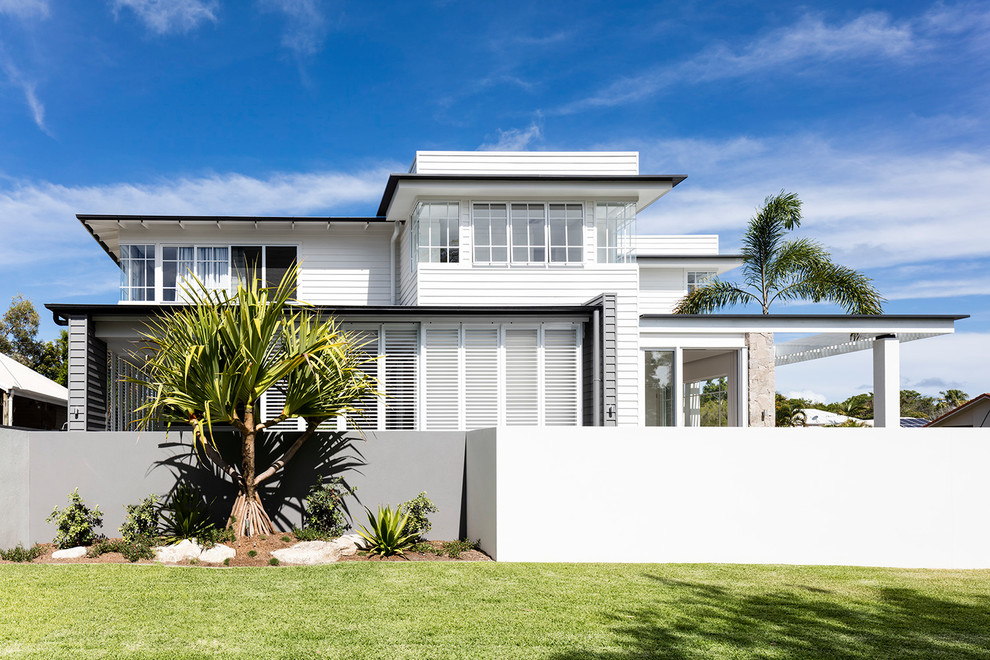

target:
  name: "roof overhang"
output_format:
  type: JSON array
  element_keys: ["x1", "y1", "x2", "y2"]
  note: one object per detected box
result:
[
  {"x1": 639, "y1": 314, "x2": 968, "y2": 366},
  {"x1": 76, "y1": 214, "x2": 387, "y2": 265},
  {"x1": 377, "y1": 174, "x2": 687, "y2": 220},
  {"x1": 637, "y1": 254, "x2": 744, "y2": 275}
]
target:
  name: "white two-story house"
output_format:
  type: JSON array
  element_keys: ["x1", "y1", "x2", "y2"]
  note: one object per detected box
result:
[{"x1": 49, "y1": 150, "x2": 963, "y2": 432}]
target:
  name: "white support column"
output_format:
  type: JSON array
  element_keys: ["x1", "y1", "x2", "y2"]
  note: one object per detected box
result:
[
  {"x1": 873, "y1": 335, "x2": 900, "y2": 428},
  {"x1": 674, "y1": 347, "x2": 685, "y2": 427},
  {"x1": 738, "y1": 348, "x2": 749, "y2": 428}
]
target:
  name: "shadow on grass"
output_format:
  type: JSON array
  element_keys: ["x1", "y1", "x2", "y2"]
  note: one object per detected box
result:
[
  {"x1": 553, "y1": 573, "x2": 990, "y2": 659},
  {"x1": 153, "y1": 429, "x2": 365, "y2": 530}
]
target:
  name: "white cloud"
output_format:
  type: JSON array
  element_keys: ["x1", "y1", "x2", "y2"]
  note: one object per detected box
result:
[
  {"x1": 0, "y1": 0, "x2": 48, "y2": 18},
  {"x1": 776, "y1": 332, "x2": 990, "y2": 403},
  {"x1": 0, "y1": 59, "x2": 50, "y2": 134},
  {"x1": 110, "y1": 0, "x2": 219, "y2": 34},
  {"x1": 479, "y1": 123, "x2": 543, "y2": 151},
  {"x1": 258, "y1": 0, "x2": 328, "y2": 56},
  {"x1": 560, "y1": 11, "x2": 918, "y2": 114}
]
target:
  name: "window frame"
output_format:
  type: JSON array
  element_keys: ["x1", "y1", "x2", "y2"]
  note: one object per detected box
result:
[
  {"x1": 411, "y1": 201, "x2": 460, "y2": 266},
  {"x1": 119, "y1": 244, "x2": 156, "y2": 302},
  {"x1": 595, "y1": 202, "x2": 637, "y2": 264},
  {"x1": 471, "y1": 201, "x2": 586, "y2": 267},
  {"x1": 687, "y1": 270, "x2": 717, "y2": 293}
]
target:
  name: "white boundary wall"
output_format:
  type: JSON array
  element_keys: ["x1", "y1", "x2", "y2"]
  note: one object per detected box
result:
[{"x1": 466, "y1": 426, "x2": 990, "y2": 567}]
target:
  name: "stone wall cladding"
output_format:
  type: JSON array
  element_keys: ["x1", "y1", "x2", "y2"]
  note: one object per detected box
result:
[{"x1": 747, "y1": 332, "x2": 775, "y2": 427}]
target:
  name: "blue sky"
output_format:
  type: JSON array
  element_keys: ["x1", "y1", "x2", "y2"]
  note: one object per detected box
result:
[{"x1": 1, "y1": 0, "x2": 988, "y2": 403}]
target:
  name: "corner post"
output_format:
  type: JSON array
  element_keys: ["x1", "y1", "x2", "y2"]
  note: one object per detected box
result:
[{"x1": 873, "y1": 334, "x2": 900, "y2": 428}]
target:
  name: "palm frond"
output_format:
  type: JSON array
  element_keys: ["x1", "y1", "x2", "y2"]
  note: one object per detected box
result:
[{"x1": 673, "y1": 278, "x2": 758, "y2": 314}]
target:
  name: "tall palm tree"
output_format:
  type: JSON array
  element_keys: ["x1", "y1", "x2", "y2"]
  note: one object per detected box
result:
[
  {"x1": 674, "y1": 192, "x2": 884, "y2": 315},
  {"x1": 129, "y1": 268, "x2": 379, "y2": 537}
]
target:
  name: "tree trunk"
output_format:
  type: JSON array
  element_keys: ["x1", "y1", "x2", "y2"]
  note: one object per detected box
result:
[{"x1": 228, "y1": 407, "x2": 276, "y2": 537}]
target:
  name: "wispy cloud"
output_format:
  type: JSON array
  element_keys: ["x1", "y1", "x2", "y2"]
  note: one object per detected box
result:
[
  {"x1": 0, "y1": 0, "x2": 48, "y2": 18},
  {"x1": 109, "y1": 0, "x2": 219, "y2": 34},
  {"x1": 479, "y1": 122, "x2": 543, "y2": 151},
  {"x1": 559, "y1": 10, "x2": 922, "y2": 114},
  {"x1": 0, "y1": 58, "x2": 50, "y2": 135},
  {"x1": 258, "y1": 0, "x2": 329, "y2": 57}
]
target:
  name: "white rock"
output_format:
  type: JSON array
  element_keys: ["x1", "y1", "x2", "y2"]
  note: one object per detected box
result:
[
  {"x1": 199, "y1": 544, "x2": 236, "y2": 564},
  {"x1": 340, "y1": 533, "x2": 368, "y2": 550},
  {"x1": 271, "y1": 541, "x2": 341, "y2": 565},
  {"x1": 52, "y1": 546, "x2": 87, "y2": 559},
  {"x1": 154, "y1": 539, "x2": 203, "y2": 563},
  {"x1": 331, "y1": 536, "x2": 358, "y2": 557}
]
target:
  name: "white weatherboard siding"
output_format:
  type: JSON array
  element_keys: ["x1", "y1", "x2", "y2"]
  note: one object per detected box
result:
[
  {"x1": 397, "y1": 222, "x2": 418, "y2": 306},
  {"x1": 638, "y1": 268, "x2": 685, "y2": 314},
  {"x1": 411, "y1": 151, "x2": 639, "y2": 175},
  {"x1": 635, "y1": 235, "x2": 719, "y2": 255},
  {"x1": 299, "y1": 226, "x2": 392, "y2": 305},
  {"x1": 416, "y1": 266, "x2": 640, "y2": 425},
  {"x1": 466, "y1": 426, "x2": 990, "y2": 566}
]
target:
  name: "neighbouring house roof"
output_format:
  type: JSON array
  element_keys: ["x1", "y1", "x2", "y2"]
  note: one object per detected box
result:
[
  {"x1": 925, "y1": 394, "x2": 990, "y2": 427},
  {"x1": 76, "y1": 214, "x2": 387, "y2": 265},
  {"x1": 900, "y1": 417, "x2": 930, "y2": 428},
  {"x1": 0, "y1": 352, "x2": 68, "y2": 407}
]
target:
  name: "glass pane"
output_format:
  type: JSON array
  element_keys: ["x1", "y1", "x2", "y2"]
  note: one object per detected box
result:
[
  {"x1": 232, "y1": 246, "x2": 262, "y2": 287},
  {"x1": 550, "y1": 247, "x2": 566, "y2": 263},
  {"x1": 474, "y1": 216, "x2": 490, "y2": 245},
  {"x1": 474, "y1": 247, "x2": 490, "y2": 263},
  {"x1": 645, "y1": 351, "x2": 675, "y2": 426},
  {"x1": 492, "y1": 247, "x2": 507, "y2": 262},
  {"x1": 266, "y1": 246, "x2": 297, "y2": 293}
]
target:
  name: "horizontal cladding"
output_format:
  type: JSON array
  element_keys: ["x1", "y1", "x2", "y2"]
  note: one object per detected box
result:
[
  {"x1": 639, "y1": 268, "x2": 686, "y2": 315},
  {"x1": 412, "y1": 152, "x2": 639, "y2": 176},
  {"x1": 634, "y1": 235, "x2": 719, "y2": 255},
  {"x1": 298, "y1": 230, "x2": 392, "y2": 306}
]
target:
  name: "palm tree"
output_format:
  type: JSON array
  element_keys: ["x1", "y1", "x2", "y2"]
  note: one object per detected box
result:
[
  {"x1": 129, "y1": 268, "x2": 378, "y2": 537},
  {"x1": 674, "y1": 191, "x2": 884, "y2": 315}
]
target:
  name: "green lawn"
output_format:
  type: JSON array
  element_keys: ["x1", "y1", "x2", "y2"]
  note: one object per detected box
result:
[{"x1": 3, "y1": 563, "x2": 990, "y2": 658}]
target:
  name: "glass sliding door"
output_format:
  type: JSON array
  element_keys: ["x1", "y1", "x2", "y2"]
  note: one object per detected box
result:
[{"x1": 644, "y1": 350, "x2": 675, "y2": 426}]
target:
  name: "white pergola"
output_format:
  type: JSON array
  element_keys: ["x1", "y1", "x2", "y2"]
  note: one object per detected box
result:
[{"x1": 639, "y1": 314, "x2": 966, "y2": 428}]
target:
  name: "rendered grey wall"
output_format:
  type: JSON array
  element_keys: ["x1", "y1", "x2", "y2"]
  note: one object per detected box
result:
[
  {"x1": 465, "y1": 428, "x2": 497, "y2": 560},
  {"x1": 5, "y1": 429, "x2": 466, "y2": 548},
  {"x1": 0, "y1": 429, "x2": 30, "y2": 548}
]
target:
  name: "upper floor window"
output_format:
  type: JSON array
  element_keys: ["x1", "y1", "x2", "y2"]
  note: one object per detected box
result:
[
  {"x1": 120, "y1": 244, "x2": 155, "y2": 301},
  {"x1": 596, "y1": 202, "x2": 636, "y2": 263},
  {"x1": 412, "y1": 202, "x2": 459, "y2": 264},
  {"x1": 232, "y1": 245, "x2": 298, "y2": 295},
  {"x1": 162, "y1": 246, "x2": 229, "y2": 301},
  {"x1": 472, "y1": 202, "x2": 583, "y2": 265},
  {"x1": 687, "y1": 270, "x2": 716, "y2": 293}
]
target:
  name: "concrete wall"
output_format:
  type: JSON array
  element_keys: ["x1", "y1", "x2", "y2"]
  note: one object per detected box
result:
[
  {"x1": 2, "y1": 429, "x2": 466, "y2": 548},
  {"x1": 467, "y1": 426, "x2": 990, "y2": 568}
]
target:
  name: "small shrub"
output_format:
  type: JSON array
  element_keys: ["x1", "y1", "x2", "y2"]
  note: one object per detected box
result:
[
  {"x1": 160, "y1": 484, "x2": 214, "y2": 544},
  {"x1": 301, "y1": 477, "x2": 356, "y2": 538},
  {"x1": 292, "y1": 526, "x2": 332, "y2": 541},
  {"x1": 440, "y1": 539, "x2": 479, "y2": 559},
  {"x1": 189, "y1": 558, "x2": 199, "y2": 565},
  {"x1": 357, "y1": 504, "x2": 417, "y2": 558},
  {"x1": 1, "y1": 544, "x2": 43, "y2": 562},
  {"x1": 408, "y1": 541, "x2": 435, "y2": 555},
  {"x1": 87, "y1": 539, "x2": 154, "y2": 563},
  {"x1": 280, "y1": 535, "x2": 291, "y2": 542},
  {"x1": 47, "y1": 489, "x2": 104, "y2": 549},
  {"x1": 400, "y1": 492, "x2": 438, "y2": 541},
  {"x1": 269, "y1": 557, "x2": 279, "y2": 566},
  {"x1": 196, "y1": 526, "x2": 235, "y2": 549},
  {"x1": 259, "y1": 535, "x2": 267, "y2": 541},
  {"x1": 248, "y1": 550, "x2": 258, "y2": 558},
  {"x1": 223, "y1": 557, "x2": 231, "y2": 566},
  {"x1": 120, "y1": 494, "x2": 160, "y2": 543}
]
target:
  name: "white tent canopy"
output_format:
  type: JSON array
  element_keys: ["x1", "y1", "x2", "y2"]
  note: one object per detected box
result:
[{"x1": 0, "y1": 353, "x2": 68, "y2": 406}]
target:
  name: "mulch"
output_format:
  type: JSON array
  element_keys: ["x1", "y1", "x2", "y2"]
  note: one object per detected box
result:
[{"x1": 1, "y1": 537, "x2": 490, "y2": 566}]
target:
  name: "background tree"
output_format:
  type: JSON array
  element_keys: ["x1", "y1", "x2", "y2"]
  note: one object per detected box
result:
[
  {"x1": 131, "y1": 271, "x2": 379, "y2": 537},
  {"x1": 0, "y1": 295, "x2": 68, "y2": 386},
  {"x1": 674, "y1": 192, "x2": 884, "y2": 315}
]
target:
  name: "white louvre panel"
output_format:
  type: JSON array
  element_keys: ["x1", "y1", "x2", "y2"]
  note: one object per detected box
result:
[
  {"x1": 262, "y1": 386, "x2": 302, "y2": 431},
  {"x1": 504, "y1": 328, "x2": 539, "y2": 426},
  {"x1": 348, "y1": 329, "x2": 381, "y2": 430},
  {"x1": 424, "y1": 327, "x2": 460, "y2": 430},
  {"x1": 464, "y1": 328, "x2": 499, "y2": 429},
  {"x1": 544, "y1": 328, "x2": 580, "y2": 426},
  {"x1": 383, "y1": 326, "x2": 418, "y2": 429}
]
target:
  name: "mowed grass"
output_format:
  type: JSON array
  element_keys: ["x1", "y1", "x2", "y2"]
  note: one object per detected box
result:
[{"x1": 3, "y1": 563, "x2": 990, "y2": 659}]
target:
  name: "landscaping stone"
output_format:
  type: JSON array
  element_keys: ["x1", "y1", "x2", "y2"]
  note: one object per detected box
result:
[
  {"x1": 154, "y1": 539, "x2": 203, "y2": 563},
  {"x1": 271, "y1": 541, "x2": 341, "y2": 565},
  {"x1": 199, "y1": 544, "x2": 236, "y2": 564},
  {"x1": 332, "y1": 536, "x2": 359, "y2": 556},
  {"x1": 340, "y1": 533, "x2": 368, "y2": 550},
  {"x1": 52, "y1": 546, "x2": 87, "y2": 559}
]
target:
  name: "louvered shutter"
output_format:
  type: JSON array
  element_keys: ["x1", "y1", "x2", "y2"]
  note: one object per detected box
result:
[
  {"x1": 347, "y1": 328, "x2": 381, "y2": 430},
  {"x1": 504, "y1": 328, "x2": 539, "y2": 425},
  {"x1": 261, "y1": 338, "x2": 303, "y2": 431},
  {"x1": 464, "y1": 327, "x2": 499, "y2": 429},
  {"x1": 544, "y1": 328, "x2": 580, "y2": 425},
  {"x1": 424, "y1": 327, "x2": 461, "y2": 429},
  {"x1": 383, "y1": 326, "x2": 418, "y2": 429}
]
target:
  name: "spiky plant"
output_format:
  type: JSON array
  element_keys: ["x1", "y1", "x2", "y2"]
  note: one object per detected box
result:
[
  {"x1": 128, "y1": 267, "x2": 379, "y2": 537},
  {"x1": 674, "y1": 191, "x2": 884, "y2": 315}
]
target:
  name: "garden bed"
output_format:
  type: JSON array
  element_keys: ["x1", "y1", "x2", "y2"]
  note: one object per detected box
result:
[{"x1": 1, "y1": 536, "x2": 490, "y2": 566}]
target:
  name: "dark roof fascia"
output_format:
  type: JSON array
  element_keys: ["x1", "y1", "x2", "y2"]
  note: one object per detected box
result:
[
  {"x1": 924, "y1": 393, "x2": 990, "y2": 427},
  {"x1": 636, "y1": 254, "x2": 745, "y2": 261},
  {"x1": 640, "y1": 313, "x2": 970, "y2": 321},
  {"x1": 76, "y1": 214, "x2": 389, "y2": 266},
  {"x1": 46, "y1": 303, "x2": 594, "y2": 325},
  {"x1": 377, "y1": 173, "x2": 689, "y2": 217}
]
